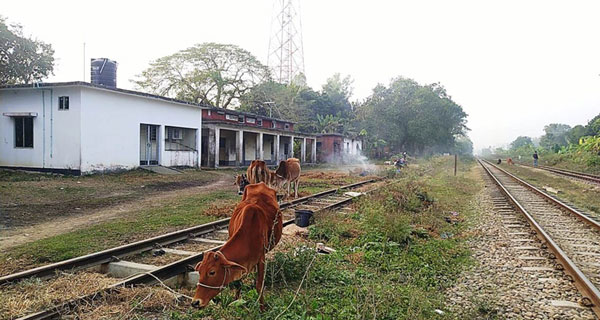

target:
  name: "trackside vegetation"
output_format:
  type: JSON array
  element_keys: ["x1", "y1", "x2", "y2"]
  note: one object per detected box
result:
[{"x1": 172, "y1": 157, "x2": 482, "y2": 319}]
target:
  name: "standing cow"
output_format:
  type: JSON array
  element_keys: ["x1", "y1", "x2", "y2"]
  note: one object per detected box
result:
[
  {"x1": 275, "y1": 158, "x2": 301, "y2": 198},
  {"x1": 192, "y1": 182, "x2": 282, "y2": 310}
]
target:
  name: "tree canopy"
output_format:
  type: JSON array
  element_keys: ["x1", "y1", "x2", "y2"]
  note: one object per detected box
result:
[
  {"x1": 0, "y1": 17, "x2": 54, "y2": 84},
  {"x1": 510, "y1": 136, "x2": 533, "y2": 150},
  {"x1": 134, "y1": 43, "x2": 270, "y2": 108},
  {"x1": 355, "y1": 77, "x2": 468, "y2": 155},
  {"x1": 539, "y1": 123, "x2": 571, "y2": 151},
  {"x1": 135, "y1": 42, "x2": 471, "y2": 156}
]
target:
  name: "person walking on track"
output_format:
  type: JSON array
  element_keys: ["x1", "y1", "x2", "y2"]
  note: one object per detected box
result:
[{"x1": 533, "y1": 151, "x2": 539, "y2": 167}]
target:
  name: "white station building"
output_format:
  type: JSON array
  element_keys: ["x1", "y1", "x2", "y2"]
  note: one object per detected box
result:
[{"x1": 0, "y1": 82, "x2": 203, "y2": 174}]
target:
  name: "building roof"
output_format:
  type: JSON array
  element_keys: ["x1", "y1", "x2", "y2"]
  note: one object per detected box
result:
[
  {"x1": 0, "y1": 81, "x2": 209, "y2": 109},
  {"x1": 0, "y1": 81, "x2": 296, "y2": 123}
]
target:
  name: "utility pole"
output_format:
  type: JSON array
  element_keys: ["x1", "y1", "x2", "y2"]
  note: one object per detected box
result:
[
  {"x1": 454, "y1": 154, "x2": 458, "y2": 176},
  {"x1": 267, "y1": 0, "x2": 305, "y2": 84},
  {"x1": 83, "y1": 42, "x2": 86, "y2": 82}
]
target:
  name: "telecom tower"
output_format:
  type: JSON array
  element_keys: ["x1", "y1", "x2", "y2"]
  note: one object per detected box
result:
[{"x1": 267, "y1": 0, "x2": 305, "y2": 84}]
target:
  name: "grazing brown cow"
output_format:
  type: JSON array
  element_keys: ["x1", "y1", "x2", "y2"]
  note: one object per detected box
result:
[
  {"x1": 192, "y1": 182, "x2": 282, "y2": 310},
  {"x1": 507, "y1": 158, "x2": 514, "y2": 165},
  {"x1": 274, "y1": 158, "x2": 301, "y2": 198}
]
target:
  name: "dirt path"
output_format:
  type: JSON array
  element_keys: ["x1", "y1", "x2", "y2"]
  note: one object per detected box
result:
[{"x1": 0, "y1": 172, "x2": 232, "y2": 250}]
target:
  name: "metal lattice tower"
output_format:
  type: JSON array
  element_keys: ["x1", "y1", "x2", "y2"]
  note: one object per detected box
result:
[{"x1": 267, "y1": 0, "x2": 305, "y2": 84}]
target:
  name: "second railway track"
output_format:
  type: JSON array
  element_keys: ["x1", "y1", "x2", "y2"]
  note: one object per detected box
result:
[
  {"x1": 480, "y1": 159, "x2": 600, "y2": 317},
  {"x1": 514, "y1": 161, "x2": 600, "y2": 185},
  {"x1": 5, "y1": 178, "x2": 383, "y2": 320}
]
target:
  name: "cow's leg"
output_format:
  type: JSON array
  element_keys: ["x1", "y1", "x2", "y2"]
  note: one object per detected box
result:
[
  {"x1": 294, "y1": 179, "x2": 299, "y2": 198},
  {"x1": 256, "y1": 258, "x2": 266, "y2": 311},
  {"x1": 287, "y1": 179, "x2": 291, "y2": 198}
]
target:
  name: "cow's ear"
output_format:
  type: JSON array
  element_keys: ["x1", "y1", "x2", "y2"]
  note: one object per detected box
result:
[{"x1": 222, "y1": 257, "x2": 248, "y2": 274}]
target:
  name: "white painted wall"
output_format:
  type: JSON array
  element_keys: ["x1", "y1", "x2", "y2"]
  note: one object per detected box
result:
[
  {"x1": 80, "y1": 87, "x2": 201, "y2": 173},
  {"x1": 244, "y1": 133, "x2": 257, "y2": 161},
  {"x1": 263, "y1": 137, "x2": 272, "y2": 161},
  {"x1": 0, "y1": 87, "x2": 81, "y2": 170}
]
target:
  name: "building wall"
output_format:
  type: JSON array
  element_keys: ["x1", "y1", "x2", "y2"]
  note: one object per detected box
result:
[
  {"x1": 317, "y1": 135, "x2": 343, "y2": 163},
  {"x1": 80, "y1": 87, "x2": 201, "y2": 173},
  {"x1": 0, "y1": 87, "x2": 82, "y2": 170}
]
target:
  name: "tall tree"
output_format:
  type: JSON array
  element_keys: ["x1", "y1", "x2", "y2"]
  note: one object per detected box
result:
[
  {"x1": 510, "y1": 136, "x2": 533, "y2": 149},
  {"x1": 0, "y1": 17, "x2": 54, "y2": 84},
  {"x1": 356, "y1": 77, "x2": 468, "y2": 156},
  {"x1": 134, "y1": 43, "x2": 270, "y2": 108},
  {"x1": 540, "y1": 123, "x2": 571, "y2": 151}
]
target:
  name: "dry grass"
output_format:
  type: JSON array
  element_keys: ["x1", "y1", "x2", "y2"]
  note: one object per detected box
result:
[
  {"x1": 72, "y1": 286, "x2": 189, "y2": 320},
  {"x1": 0, "y1": 271, "x2": 115, "y2": 319},
  {"x1": 202, "y1": 200, "x2": 238, "y2": 218}
]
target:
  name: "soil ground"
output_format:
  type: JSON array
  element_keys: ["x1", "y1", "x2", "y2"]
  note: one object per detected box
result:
[
  {"x1": 0, "y1": 172, "x2": 231, "y2": 249},
  {"x1": 0, "y1": 165, "x2": 374, "y2": 251}
]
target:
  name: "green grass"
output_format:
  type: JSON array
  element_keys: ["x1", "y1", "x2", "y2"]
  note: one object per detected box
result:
[
  {"x1": 1, "y1": 190, "x2": 238, "y2": 271},
  {"x1": 168, "y1": 156, "x2": 482, "y2": 319}
]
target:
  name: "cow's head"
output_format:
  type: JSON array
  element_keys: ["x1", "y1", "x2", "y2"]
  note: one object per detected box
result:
[
  {"x1": 191, "y1": 251, "x2": 247, "y2": 308},
  {"x1": 234, "y1": 174, "x2": 250, "y2": 195}
]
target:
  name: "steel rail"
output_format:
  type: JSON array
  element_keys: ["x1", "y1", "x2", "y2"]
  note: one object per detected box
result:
[
  {"x1": 478, "y1": 159, "x2": 600, "y2": 316},
  {"x1": 510, "y1": 160, "x2": 600, "y2": 184},
  {"x1": 17, "y1": 179, "x2": 380, "y2": 320},
  {"x1": 536, "y1": 165, "x2": 600, "y2": 184},
  {"x1": 482, "y1": 160, "x2": 600, "y2": 231}
]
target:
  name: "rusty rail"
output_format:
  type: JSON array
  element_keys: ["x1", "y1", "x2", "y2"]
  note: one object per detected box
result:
[{"x1": 479, "y1": 159, "x2": 600, "y2": 316}]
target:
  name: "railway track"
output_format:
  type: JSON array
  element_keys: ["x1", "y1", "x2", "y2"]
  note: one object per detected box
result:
[
  {"x1": 513, "y1": 161, "x2": 600, "y2": 185},
  {"x1": 479, "y1": 159, "x2": 600, "y2": 317},
  {"x1": 6, "y1": 178, "x2": 382, "y2": 320}
]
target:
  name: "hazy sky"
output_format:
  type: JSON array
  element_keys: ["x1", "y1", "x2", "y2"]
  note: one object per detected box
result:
[{"x1": 3, "y1": 0, "x2": 600, "y2": 152}]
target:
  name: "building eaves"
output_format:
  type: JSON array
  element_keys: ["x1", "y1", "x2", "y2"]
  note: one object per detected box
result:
[
  {"x1": 208, "y1": 107, "x2": 296, "y2": 124},
  {"x1": 0, "y1": 81, "x2": 211, "y2": 109},
  {"x1": 203, "y1": 120, "x2": 315, "y2": 137}
]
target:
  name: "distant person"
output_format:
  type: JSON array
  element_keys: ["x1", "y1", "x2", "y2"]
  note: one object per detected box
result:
[
  {"x1": 402, "y1": 152, "x2": 407, "y2": 161},
  {"x1": 533, "y1": 151, "x2": 539, "y2": 167},
  {"x1": 497, "y1": 159, "x2": 502, "y2": 165}
]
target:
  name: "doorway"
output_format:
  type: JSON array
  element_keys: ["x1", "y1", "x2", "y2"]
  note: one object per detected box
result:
[{"x1": 140, "y1": 124, "x2": 159, "y2": 165}]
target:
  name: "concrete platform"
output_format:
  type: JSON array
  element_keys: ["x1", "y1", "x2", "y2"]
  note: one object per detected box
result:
[{"x1": 140, "y1": 165, "x2": 182, "y2": 175}]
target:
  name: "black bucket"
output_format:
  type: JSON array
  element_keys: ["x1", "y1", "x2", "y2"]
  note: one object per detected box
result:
[{"x1": 295, "y1": 209, "x2": 313, "y2": 227}]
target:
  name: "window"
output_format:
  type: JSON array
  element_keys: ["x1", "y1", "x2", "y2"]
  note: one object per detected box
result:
[
  {"x1": 246, "y1": 117, "x2": 256, "y2": 124},
  {"x1": 15, "y1": 117, "x2": 33, "y2": 148},
  {"x1": 171, "y1": 128, "x2": 182, "y2": 140},
  {"x1": 207, "y1": 110, "x2": 212, "y2": 116},
  {"x1": 257, "y1": 119, "x2": 263, "y2": 126},
  {"x1": 225, "y1": 114, "x2": 237, "y2": 121},
  {"x1": 58, "y1": 96, "x2": 69, "y2": 110},
  {"x1": 271, "y1": 121, "x2": 276, "y2": 129},
  {"x1": 284, "y1": 123, "x2": 290, "y2": 130},
  {"x1": 59, "y1": 96, "x2": 69, "y2": 110},
  {"x1": 238, "y1": 115, "x2": 244, "y2": 123},
  {"x1": 165, "y1": 126, "x2": 197, "y2": 151}
]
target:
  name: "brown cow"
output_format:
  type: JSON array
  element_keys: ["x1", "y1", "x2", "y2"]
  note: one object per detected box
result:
[
  {"x1": 192, "y1": 182, "x2": 282, "y2": 310},
  {"x1": 507, "y1": 158, "x2": 514, "y2": 165},
  {"x1": 274, "y1": 158, "x2": 301, "y2": 198},
  {"x1": 235, "y1": 160, "x2": 278, "y2": 194}
]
